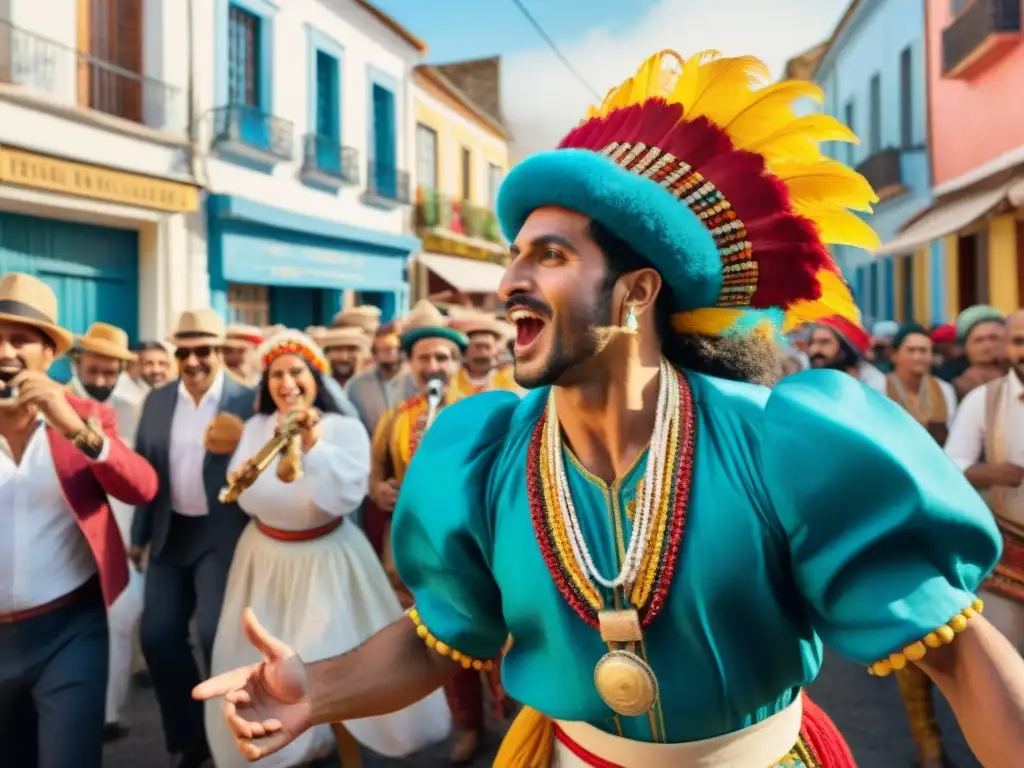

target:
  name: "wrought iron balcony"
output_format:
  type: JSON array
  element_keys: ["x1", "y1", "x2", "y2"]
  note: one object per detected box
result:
[
  {"x1": 211, "y1": 105, "x2": 293, "y2": 163},
  {"x1": 943, "y1": 0, "x2": 1022, "y2": 77},
  {"x1": 856, "y1": 148, "x2": 903, "y2": 197},
  {"x1": 366, "y1": 160, "x2": 410, "y2": 204},
  {"x1": 0, "y1": 19, "x2": 185, "y2": 132},
  {"x1": 415, "y1": 187, "x2": 502, "y2": 243},
  {"x1": 301, "y1": 135, "x2": 359, "y2": 186}
]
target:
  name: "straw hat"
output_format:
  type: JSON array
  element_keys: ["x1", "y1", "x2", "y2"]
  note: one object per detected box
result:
[
  {"x1": 168, "y1": 308, "x2": 226, "y2": 348},
  {"x1": 225, "y1": 323, "x2": 264, "y2": 349},
  {"x1": 0, "y1": 273, "x2": 74, "y2": 355},
  {"x1": 320, "y1": 326, "x2": 371, "y2": 352},
  {"x1": 332, "y1": 305, "x2": 382, "y2": 335},
  {"x1": 76, "y1": 322, "x2": 137, "y2": 362},
  {"x1": 448, "y1": 311, "x2": 504, "y2": 338},
  {"x1": 399, "y1": 299, "x2": 468, "y2": 355}
]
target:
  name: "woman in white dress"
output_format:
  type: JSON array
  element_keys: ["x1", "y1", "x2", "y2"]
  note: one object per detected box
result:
[{"x1": 205, "y1": 331, "x2": 450, "y2": 768}]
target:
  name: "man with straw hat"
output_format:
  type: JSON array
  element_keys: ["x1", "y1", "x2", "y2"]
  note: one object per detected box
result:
[
  {"x1": 224, "y1": 323, "x2": 264, "y2": 387},
  {"x1": 448, "y1": 311, "x2": 520, "y2": 399},
  {"x1": 201, "y1": 48, "x2": 1022, "y2": 768},
  {"x1": 132, "y1": 308, "x2": 256, "y2": 768},
  {"x1": 0, "y1": 273, "x2": 158, "y2": 768},
  {"x1": 332, "y1": 304, "x2": 382, "y2": 336},
  {"x1": 68, "y1": 322, "x2": 149, "y2": 742},
  {"x1": 320, "y1": 325, "x2": 371, "y2": 390}
]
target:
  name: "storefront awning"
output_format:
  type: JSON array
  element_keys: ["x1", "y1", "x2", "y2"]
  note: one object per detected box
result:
[
  {"x1": 873, "y1": 182, "x2": 1012, "y2": 257},
  {"x1": 418, "y1": 252, "x2": 507, "y2": 294}
]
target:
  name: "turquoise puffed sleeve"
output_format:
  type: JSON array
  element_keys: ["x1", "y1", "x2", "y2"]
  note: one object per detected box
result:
[
  {"x1": 761, "y1": 369, "x2": 1001, "y2": 666},
  {"x1": 392, "y1": 391, "x2": 519, "y2": 662}
]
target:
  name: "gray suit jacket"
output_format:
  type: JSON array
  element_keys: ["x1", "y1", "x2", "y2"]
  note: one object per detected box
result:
[{"x1": 131, "y1": 376, "x2": 256, "y2": 563}]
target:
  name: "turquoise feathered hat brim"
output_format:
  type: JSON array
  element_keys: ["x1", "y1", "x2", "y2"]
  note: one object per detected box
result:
[
  {"x1": 400, "y1": 326, "x2": 468, "y2": 356},
  {"x1": 496, "y1": 149, "x2": 722, "y2": 311}
]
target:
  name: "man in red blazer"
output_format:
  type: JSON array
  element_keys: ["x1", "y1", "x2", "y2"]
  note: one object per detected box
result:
[{"x1": 0, "y1": 273, "x2": 158, "y2": 768}]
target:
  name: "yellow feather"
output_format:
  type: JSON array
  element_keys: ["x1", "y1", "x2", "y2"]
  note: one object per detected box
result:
[
  {"x1": 756, "y1": 135, "x2": 823, "y2": 165},
  {"x1": 774, "y1": 160, "x2": 879, "y2": 212},
  {"x1": 669, "y1": 51, "x2": 713, "y2": 107},
  {"x1": 720, "y1": 81, "x2": 824, "y2": 147},
  {"x1": 670, "y1": 308, "x2": 746, "y2": 336},
  {"x1": 741, "y1": 114, "x2": 859, "y2": 154},
  {"x1": 801, "y1": 208, "x2": 881, "y2": 250},
  {"x1": 686, "y1": 56, "x2": 771, "y2": 125},
  {"x1": 783, "y1": 269, "x2": 862, "y2": 332}
]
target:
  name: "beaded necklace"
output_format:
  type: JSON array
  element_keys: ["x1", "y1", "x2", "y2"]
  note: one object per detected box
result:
[{"x1": 527, "y1": 360, "x2": 696, "y2": 716}]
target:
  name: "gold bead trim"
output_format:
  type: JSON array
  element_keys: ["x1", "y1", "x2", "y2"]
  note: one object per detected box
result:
[
  {"x1": 867, "y1": 599, "x2": 983, "y2": 677},
  {"x1": 406, "y1": 608, "x2": 495, "y2": 671}
]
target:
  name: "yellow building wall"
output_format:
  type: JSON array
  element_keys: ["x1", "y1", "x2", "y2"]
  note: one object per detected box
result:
[
  {"x1": 987, "y1": 214, "x2": 1019, "y2": 316},
  {"x1": 944, "y1": 234, "x2": 960, "y2": 320},
  {"x1": 413, "y1": 95, "x2": 508, "y2": 209},
  {"x1": 913, "y1": 247, "x2": 930, "y2": 323}
]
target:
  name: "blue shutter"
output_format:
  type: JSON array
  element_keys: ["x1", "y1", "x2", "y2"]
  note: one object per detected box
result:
[
  {"x1": 372, "y1": 84, "x2": 396, "y2": 197},
  {"x1": 315, "y1": 52, "x2": 340, "y2": 173}
]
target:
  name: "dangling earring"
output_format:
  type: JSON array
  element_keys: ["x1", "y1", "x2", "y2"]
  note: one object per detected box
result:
[{"x1": 624, "y1": 303, "x2": 638, "y2": 333}]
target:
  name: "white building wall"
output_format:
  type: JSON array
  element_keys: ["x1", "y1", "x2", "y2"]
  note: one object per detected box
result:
[
  {"x1": 0, "y1": 0, "x2": 201, "y2": 339},
  {"x1": 192, "y1": 0, "x2": 420, "y2": 237}
]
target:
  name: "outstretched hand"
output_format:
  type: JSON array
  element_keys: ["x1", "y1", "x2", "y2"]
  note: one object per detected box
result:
[{"x1": 192, "y1": 608, "x2": 313, "y2": 761}]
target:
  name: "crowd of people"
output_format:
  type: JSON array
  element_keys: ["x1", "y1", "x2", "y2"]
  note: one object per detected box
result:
[
  {"x1": 3, "y1": 46, "x2": 1024, "y2": 768},
  {"x1": 0, "y1": 276, "x2": 524, "y2": 768}
]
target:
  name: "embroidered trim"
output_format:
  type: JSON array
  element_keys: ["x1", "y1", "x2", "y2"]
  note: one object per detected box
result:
[
  {"x1": 527, "y1": 368, "x2": 696, "y2": 629},
  {"x1": 406, "y1": 608, "x2": 495, "y2": 671},
  {"x1": 867, "y1": 599, "x2": 983, "y2": 677}
]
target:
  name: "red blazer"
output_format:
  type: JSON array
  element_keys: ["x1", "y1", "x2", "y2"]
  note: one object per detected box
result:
[{"x1": 47, "y1": 395, "x2": 158, "y2": 607}]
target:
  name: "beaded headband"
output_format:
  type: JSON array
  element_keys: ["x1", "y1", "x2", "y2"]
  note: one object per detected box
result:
[{"x1": 259, "y1": 332, "x2": 330, "y2": 375}]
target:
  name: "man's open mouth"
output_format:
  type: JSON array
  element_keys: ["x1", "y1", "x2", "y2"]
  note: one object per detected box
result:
[{"x1": 508, "y1": 308, "x2": 547, "y2": 350}]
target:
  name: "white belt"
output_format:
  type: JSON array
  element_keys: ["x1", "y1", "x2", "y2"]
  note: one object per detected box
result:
[{"x1": 553, "y1": 696, "x2": 802, "y2": 768}]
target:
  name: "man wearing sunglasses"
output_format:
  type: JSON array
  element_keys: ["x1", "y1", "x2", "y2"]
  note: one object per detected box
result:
[{"x1": 131, "y1": 308, "x2": 256, "y2": 768}]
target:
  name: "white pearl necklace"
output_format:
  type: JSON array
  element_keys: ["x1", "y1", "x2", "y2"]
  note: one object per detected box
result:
[{"x1": 546, "y1": 358, "x2": 679, "y2": 593}]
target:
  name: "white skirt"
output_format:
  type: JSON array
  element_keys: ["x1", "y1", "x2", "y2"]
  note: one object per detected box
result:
[{"x1": 205, "y1": 519, "x2": 452, "y2": 768}]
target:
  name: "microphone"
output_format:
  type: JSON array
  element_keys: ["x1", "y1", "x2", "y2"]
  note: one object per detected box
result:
[{"x1": 425, "y1": 376, "x2": 446, "y2": 429}]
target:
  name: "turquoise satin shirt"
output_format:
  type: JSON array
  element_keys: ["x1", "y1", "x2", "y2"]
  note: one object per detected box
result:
[{"x1": 392, "y1": 369, "x2": 1001, "y2": 744}]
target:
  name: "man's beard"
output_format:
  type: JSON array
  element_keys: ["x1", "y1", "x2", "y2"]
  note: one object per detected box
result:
[
  {"x1": 514, "y1": 291, "x2": 611, "y2": 390},
  {"x1": 84, "y1": 383, "x2": 115, "y2": 401},
  {"x1": 333, "y1": 364, "x2": 354, "y2": 381},
  {"x1": 810, "y1": 346, "x2": 857, "y2": 372}
]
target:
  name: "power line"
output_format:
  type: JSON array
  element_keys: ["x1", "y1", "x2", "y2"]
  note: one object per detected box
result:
[{"x1": 510, "y1": 0, "x2": 603, "y2": 100}]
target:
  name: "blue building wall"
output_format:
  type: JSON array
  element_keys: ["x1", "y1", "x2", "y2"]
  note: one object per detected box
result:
[{"x1": 814, "y1": 0, "x2": 936, "y2": 325}]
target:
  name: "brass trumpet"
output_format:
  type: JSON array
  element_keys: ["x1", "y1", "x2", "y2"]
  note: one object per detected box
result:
[{"x1": 218, "y1": 410, "x2": 305, "y2": 503}]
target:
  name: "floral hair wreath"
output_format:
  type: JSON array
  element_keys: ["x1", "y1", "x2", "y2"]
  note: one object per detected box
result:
[{"x1": 259, "y1": 331, "x2": 330, "y2": 376}]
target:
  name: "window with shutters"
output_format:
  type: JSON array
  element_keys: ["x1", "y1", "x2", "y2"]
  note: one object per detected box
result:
[
  {"x1": 416, "y1": 124, "x2": 438, "y2": 191},
  {"x1": 228, "y1": 5, "x2": 262, "y2": 107},
  {"x1": 77, "y1": 0, "x2": 143, "y2": 123},
  {"x1": 228, "y1": 284, "x2": 270, "y2": 327}
]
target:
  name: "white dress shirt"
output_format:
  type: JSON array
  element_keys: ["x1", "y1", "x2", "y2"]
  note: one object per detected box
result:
[
  {"x1": 945, "y1": 372, "x2": 1024, "y2": 526},
  {"x1": 169, "y1": 372, "x2": 225, "y2": 517},
  {"x1": 0, "y1": 420, "x2": 97, "y2": 612}
]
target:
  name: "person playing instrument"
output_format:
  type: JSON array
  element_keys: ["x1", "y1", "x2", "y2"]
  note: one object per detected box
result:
[
  {"x1": 196, "y1": 51, "x2": 1024, "y2": 768},
  {"x1": 205, "y1": 330, "x2": 450, "y2": 768}
]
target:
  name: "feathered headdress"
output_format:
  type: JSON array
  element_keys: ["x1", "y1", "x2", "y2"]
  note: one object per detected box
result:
[{"x1": 496, "y1": 50, "x2": 878, "y2": 337}]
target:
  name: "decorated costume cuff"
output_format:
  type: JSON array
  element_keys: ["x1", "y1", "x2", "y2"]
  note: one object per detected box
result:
[
  {"x1": 406, "y1": 607, "x2": 496, "y2": 671},
  {"x1": 867, "y1": 598, "x2": 983, "y2": 677}
]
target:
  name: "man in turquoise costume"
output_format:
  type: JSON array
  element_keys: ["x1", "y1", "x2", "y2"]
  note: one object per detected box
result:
[{"x1": 195, "y1": 51, "x2": 1024, "y2": 767}]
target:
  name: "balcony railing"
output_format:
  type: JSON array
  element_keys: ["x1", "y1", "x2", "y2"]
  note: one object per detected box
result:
[
  {"x1": 0, "y1": 20, "x2": 184, "y2": 132},
  {"x1": 943, "y1": 0, "x2": 1021, "y2": 76},
  {"x1": 211, "y1": 104, "x2": 294, "y2": 163},
  {"x1": 856, "y1": 147, "x2": 903, "y2": 196},
  {"x1": 416, "y1": 187, "x2": 502, "y2": 244},
  {"x1": 366, "y1": 160, "x2": 410, "y2": 204},
  {"x1": 301, "y1": 134, "x2": 359, "y2": 185}
]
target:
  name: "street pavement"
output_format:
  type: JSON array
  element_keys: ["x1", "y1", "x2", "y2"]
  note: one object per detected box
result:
[{"x1": 105, "y1": 648, "x2": 981, "y2": 767}]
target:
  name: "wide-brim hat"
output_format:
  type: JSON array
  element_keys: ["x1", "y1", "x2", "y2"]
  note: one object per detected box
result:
[
  {"x1": 448, "y1": 311, "x2": 504, "y2": 339},
  {"x1": 333, "y1": 305, "x2": 382, "y2": 335},
  {"x1": 496, "y1": 50, "x2": 877, "y2": 339},
  {"x1": 399, "y1": 299, "x2": 468, "y2": 355},
  {"x1": 0, "y1": 273, "x2": 74, "y2": 356},
  {"x1": 225, "y1": 323, "x2": 264, "y2": 349},
  {"x1": 77, "y1": 322, "x2": 137, "y2": 362},
  {"x1": 319, "y1": 326, "x2": 371, "y2": 352},
  {"x1": 168, "y1": 308, "x2": 227, "y2": 348}
]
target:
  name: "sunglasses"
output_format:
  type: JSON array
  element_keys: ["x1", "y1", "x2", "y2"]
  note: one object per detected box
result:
[{"x1": 174, "y1": 346, "x2": 216, "y2": 361}]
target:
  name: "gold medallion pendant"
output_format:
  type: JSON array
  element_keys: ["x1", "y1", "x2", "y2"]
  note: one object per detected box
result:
[
  {"x1": 595, "y1": 608, "x2": 660, "y2": 716},
  {"x1": 594, "y1": 649, "x2": 659, "y2": 716}
]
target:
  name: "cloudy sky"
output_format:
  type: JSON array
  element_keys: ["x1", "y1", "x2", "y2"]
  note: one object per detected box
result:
[{"x1": 374, "y1": 0, "x2": 851, "y2": 158}]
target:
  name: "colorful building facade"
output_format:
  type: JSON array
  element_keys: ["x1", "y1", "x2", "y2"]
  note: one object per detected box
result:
[
  {"x1": 812, "y1": 0, "x2": 937, "y2": 326},
  {"x1": 411, "y1": 57, "x2": 509, "y2": 310},
  {"x1": 880, "y1": 0, "x2": 1024, "y2": 319}
]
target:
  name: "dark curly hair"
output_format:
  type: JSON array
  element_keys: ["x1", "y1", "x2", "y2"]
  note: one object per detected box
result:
[{"x1": 590, "y1": 220, "x2": 783, "y2": 387}]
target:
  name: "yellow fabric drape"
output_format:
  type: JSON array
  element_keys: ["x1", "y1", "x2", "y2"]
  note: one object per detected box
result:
[{"x1": 493, "y1": 706, "x2": 555, "y2": 768}]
